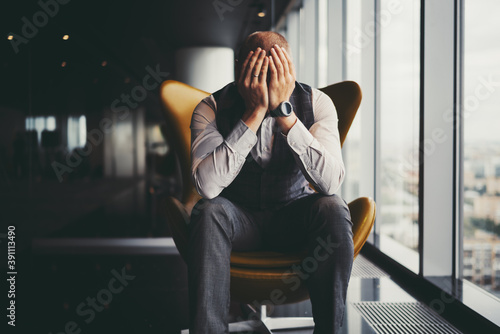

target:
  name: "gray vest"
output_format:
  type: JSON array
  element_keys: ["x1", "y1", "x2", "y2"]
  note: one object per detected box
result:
[{"x1": 213, "y1": 82, "x2": 315, "y2": 210}]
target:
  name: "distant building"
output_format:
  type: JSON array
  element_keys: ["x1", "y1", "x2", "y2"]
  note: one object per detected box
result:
[
  {"x1": 472, "y1": 196, "x2": 500, "y2": 224},
  {"x1": 464, "y1": 233, "x2": 500, "y2": 295},
  {"x1": 486, "y1": 176, "x2": 500, "y2": 196}
]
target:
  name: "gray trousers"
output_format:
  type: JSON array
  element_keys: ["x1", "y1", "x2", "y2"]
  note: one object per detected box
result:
[{"x1": 187, "y1": 193, "x2": 354, "y2": 333}]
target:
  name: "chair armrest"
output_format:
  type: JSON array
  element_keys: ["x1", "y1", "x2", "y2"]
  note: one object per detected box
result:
[
  {"x1": 162, "y1": 196, "x2": 190, "y2": 262},
  {"x1": 348, "y1": 197, "x2": 376, "y2": 258}
]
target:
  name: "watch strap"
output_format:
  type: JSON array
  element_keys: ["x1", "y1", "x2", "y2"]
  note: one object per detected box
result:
[{"x1": 270, "y1": 106, "x2": 280, "y2": 117}]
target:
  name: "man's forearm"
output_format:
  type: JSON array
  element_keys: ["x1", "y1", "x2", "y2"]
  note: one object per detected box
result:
[
  {"x1": 242, "y1": 106, "x2": 267, "y2": 133},
  {"x1": 285, "y1": 120, "x2": 345, "y2": 195},
  {"x1": 191, "y1": 120, "x2": 257, "y2": 199},
  {"x1": 275, "y1": 112, "x2": 298, "y2": 135}
]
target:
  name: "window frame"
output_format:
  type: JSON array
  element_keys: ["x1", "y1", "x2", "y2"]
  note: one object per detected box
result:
[{"x1": 277, "y1": 0, "x2": 500, "y2": 325}]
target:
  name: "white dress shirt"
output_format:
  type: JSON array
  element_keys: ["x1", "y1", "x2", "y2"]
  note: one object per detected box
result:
[{"x1": 190, "y1": 86, "x2": 346, "y2": 200}]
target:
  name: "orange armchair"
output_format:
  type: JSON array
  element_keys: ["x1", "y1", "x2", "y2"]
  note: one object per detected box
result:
[{"x1": 160, "y1": 80, "x2": 375, "y2": 333}]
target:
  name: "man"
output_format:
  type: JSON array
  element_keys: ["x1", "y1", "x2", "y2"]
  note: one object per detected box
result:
[{"x1": 187, "y1": 31, "x2": 353, "y2": 333}]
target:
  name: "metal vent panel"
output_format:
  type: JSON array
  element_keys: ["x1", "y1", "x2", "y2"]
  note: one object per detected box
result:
[
  {"x1": 351, "y1": 255, "x2": 389, "y2": 278},
  {"x1": 352, "y1": 302, "x2": 462, "y2": 334}
]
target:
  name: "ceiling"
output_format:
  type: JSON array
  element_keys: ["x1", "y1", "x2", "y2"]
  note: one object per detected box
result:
[{"x1": 1, "y1": 0, "x2": 293, "y2": 121}]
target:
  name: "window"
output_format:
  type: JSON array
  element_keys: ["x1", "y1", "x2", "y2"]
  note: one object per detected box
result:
[
  {"x1": 297, "y1": 0, "x2": 318, "y2": 86},
  {"x1": 278, "y1": 0, "x2": 500, "y2": 324},
  {"x1": 67, "y1": 115, "x2": 87, "y2": 151},
  {"x1": 342, "y1": 0, "x2": 363, "y2": 202},
  {"x1": 25, "y1": 116, "x2": 57, "y2": 144},
  {"x1": 286, "y1": 8, "x2": 300, "y2": 79},
  {"x1": 378, "y1": 0, "x2": 420, "y2": 271},
  {"x1": 317, "y1": 0, "x2": 328, "y2": 88},
  {"x1": 46, "y1": 116, "x2": 56, "y2": 131},
  {"x1": 462, "y1": 0, "x2": 500, "y2": 299}
]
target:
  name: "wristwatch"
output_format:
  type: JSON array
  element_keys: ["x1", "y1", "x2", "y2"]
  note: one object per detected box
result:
[{"x1": 270, "y1": 101, "x2": 293, "y2": 117}]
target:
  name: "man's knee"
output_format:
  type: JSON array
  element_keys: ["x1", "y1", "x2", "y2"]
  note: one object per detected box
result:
[
  {"x1": 189, "y1": 196, "x2": 234, "y2": 233},
  {"x1": 310, "y1": 194, "x2": 351, "y2": 226},
  {"x1": 309, "y1": 195, "x2": 353, "y2": 251},
  {"x1": 191, "y1": 196, "x2": 231, "y2": 216}
]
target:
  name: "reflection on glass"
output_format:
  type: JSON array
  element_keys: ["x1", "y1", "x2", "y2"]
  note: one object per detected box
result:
[
  {"x1": 46, "y1": 116, "x2": 56, "y2": 131},
  {"x1": 78, "y1": 115, "x2": 87, "y2": 147},
  {"x1": 463, "y1": 0, "x2": 500, "y2": 299},
  {"x1": 25, "y1": 117, "x2": 34, "y2": 131},
  {"x1": 67, "y1": 115, "x2": 87, "y2": 151},
  {"x1": 379, "y1": 0, "x2": 420, "y2": 269},
  {"x1": 34, "y1": 116, "x2": 45, "y2": 144},
  {"x1": 25, "y1": 116, "x2": 58, "y2": 144}
]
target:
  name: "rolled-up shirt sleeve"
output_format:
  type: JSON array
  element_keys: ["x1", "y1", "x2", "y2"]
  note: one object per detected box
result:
[
  {"x1": 284, "y1": 88, "x2": 346, "y2": 195},
  {"x1": 190, "y1": 96, "x2": 257, "y2": 199}
]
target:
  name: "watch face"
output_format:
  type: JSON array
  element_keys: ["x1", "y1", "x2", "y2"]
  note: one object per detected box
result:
[{"x1": 281, "y1": 101, "x2": 293, "y2": 116}]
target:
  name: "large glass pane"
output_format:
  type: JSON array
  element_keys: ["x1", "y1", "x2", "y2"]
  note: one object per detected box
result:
[
  {"x1": 463, "y1": 0, "x2": 500, "y2": 298},
  {"x1": 342, "y1": 0, "x2": 362, "y2": 202},
  {"x1": 317, "y1": 0, "x2": 328, "y2": 88},
  {"x1": 378, "y1": 0, "x2": 420, "y2": 271}
]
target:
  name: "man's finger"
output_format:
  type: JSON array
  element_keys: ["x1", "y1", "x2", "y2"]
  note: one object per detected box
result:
[
  {"x1": 252, "y1": 49, "x2": 266, "y2": 81},
  {"x1": 270, "y1": 47, "x2": 284, "y2": 77},
  {"x1": 245, "y1": 48, "x2": 262, "y2": 83},
  {"x1": 238, "y1": 51, "x2": 253, "y2": 83},
  {"x1": 281, "y1": 47, "x2": 296, "y2": 78},
  {"x1": 274, "y1": 45, "x2": 289, "y2": 76},
  {"x1": 259, "y1": 56, "x2": 269, "y2": 83},
  {"x1": 268, "y1": 56, "x2": 278, "y2": 82}
]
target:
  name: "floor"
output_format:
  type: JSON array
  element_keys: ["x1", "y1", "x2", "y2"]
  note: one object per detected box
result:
[
  {"x1": 227, "y1": 256, "x2": 417, "y2": 334},
  {"x1": 22, "y1": 238, "x2": 462, "y2": 334}
]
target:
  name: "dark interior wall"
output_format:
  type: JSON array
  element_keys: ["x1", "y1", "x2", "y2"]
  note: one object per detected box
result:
[
  {"x1": 0, "y1": 2, "x2": 294, "y2": 332},
  {"x1": 0, "y1": 0, "x2": 291, "y2": 238},
  {"x1": 0, "y1": 107, "x2": 26, "y2": 171},
  {"x1": 0, "y1": 107, "x2": 25, "y2": 145}
]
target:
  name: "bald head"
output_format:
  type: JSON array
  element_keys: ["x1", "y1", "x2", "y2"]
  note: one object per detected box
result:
[
  {"x1": 236, "y1": 31, "x2": 291, "y2": 79},
  {"x1": 237, "y1": 31, "x2": 290, "y2": 61}
]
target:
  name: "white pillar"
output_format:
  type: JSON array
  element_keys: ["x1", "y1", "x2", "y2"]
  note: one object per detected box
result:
[
  {"x1": 175, "y1": 47, "x2": 235, "y2": 93},
  {"x1": 422, "y1": 0, "x2": 457, "y2": 277}
]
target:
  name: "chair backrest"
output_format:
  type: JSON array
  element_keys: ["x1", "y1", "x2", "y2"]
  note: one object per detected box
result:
[
  {"x1": 319, "y1": 81, "x2": 362, "y2": 147},
  {"x1": 160, "y1": 80, "x2": 210, "y2": 204},
  {"x1": 160, "y1": 80, "x2": 362, "y2": 203}
]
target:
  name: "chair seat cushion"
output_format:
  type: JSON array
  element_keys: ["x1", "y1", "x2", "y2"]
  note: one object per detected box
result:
[
  {"x1": 230, "y1": 250, "x2": 307, "y2": 269},
  {"x1": 230, "y1": 266, "x2": 310, "y2": 303}
]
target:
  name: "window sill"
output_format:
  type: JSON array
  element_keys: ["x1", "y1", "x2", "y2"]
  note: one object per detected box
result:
[
  {"x1": 362, "y1": 241, "x2": 500, "y2": 333},
  {"x1": 426, "y1": 275, "x2": 500, "y2": 328}
]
